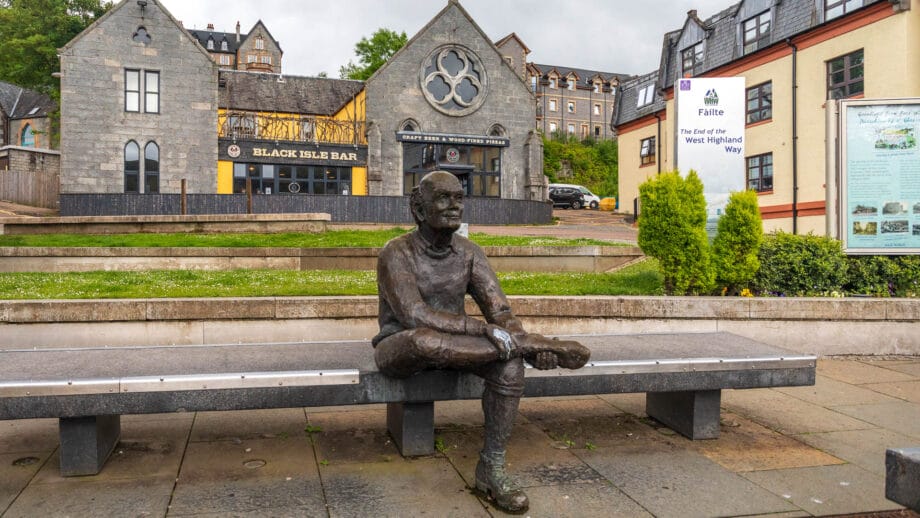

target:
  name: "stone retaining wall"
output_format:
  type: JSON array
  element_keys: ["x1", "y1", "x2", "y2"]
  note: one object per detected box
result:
[
  {"x1": 1, "y1": 296, "x2": 917, "y2": 356},
  {"x1": 0, "y1": 213, "x2": 330, "y2": 235},
  {"x1": 0, "y1": 245, "x2": 643, "y2": 273}
]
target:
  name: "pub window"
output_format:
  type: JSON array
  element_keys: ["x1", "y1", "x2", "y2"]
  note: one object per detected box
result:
[
  {"x1": 747, "y1": 152, "x2": 773, "y2": 192},
  {"x1": 681, "y1": 42, "x2": 704, "y2": 77},
  {"x1": 20, "y1": 124, "x2": 34, "y2": 147},
  {"x1": 742, "y1": 10, "x2": 771, "y2": 54},
  {"x1": 827, "y1": 49, "x2": 864, "y2": 99},
  {"x1": 144, "y1": 142, "x2": 160, "y2": 193},
  {"x1": 145, "y1": 71, "x2": 159, "y2": 114},
  {"x1": 825, "y1": 0, "x2": 864, "y2": 20},
  {"x1": 402, "y1": 143, "x2": 501, "y2": 197},
  {"x1": 255, "y1": 36, "x2": 264, "y2": 50},
  {"x1": 640, "y1": 136, "x2": 656, "y2": 165},
  {"x1": 125, "y1": 69, "x2": 140, "y2": 112},
  {"x1": 746, "y1": 82, "x2": 772, "y2": 124},
  {"x1": 124, "y1": 141, "x2": 140, "y2": 193}
]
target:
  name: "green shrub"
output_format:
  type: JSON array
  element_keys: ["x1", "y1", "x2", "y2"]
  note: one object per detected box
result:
[
  {"x1": 753, "y1": 232, "x2": 847, "y2": 296},
  {"x1": 844, "y1": 255, "x2": 920, "y2": 297},
  {"x1": 712, "y1": 190, "x2": 763, "y2": 294},
  {"x1": 637, "y1": 170, "x2": 714, "y2": 295}
]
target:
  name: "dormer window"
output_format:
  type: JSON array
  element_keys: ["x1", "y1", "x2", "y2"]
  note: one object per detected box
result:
[
  {"x1": 825, "y1": 0, "x2": 864, "y2": 20},
  {"x1": 681, "y1": 42, "x2": 704, "y2": 77},
  {"x1": 637, "y1": 84, "x2": 655, "y2": 107},
  {"x1": 742, "y1": 11, "x2": 771, "y2": 54},
  {"x1": 221, "y1": 40, "x2": 228, "y2": 51},
  {"x1": 567, "y1": 78, "x2": 575, "y2": 91},
  {"x1": 593, "y1": 82, "x2": 600, "y2": 93},
  {"x1": 207, "y1": 38, "x2": 214, "y2": 50},
  {"x1": 255, "y1": 36, "x2": 264, "y2": 50},
  {"x1": 549, "y1": 77, "x2": 557, "y2": 89}
]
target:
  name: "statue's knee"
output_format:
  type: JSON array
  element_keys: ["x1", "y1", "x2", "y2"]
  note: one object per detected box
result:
[{"x1": 407, "y1": 328, "x2": 446, "y2": 360}]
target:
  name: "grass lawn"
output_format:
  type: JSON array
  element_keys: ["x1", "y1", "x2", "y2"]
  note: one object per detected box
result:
[
  {"x1": 0, "y1": 260, "x2": 662, "y2": 299},
  {"x1": 0, "y1": 230, "x2": 625, "y2": 248}
]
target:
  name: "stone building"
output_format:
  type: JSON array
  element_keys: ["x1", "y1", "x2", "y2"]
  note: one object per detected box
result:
[
  {"x1": 364, "y1": 0, "x2": 545, "y2": 201},
  {"x1": 188, "y1": 20, "x2": 283, "y2": 74},
  {"x1": 0, "y1": 81, "x2": 56, "y2": 151},
  {"x1": 58, "y1": 0, "x2": 218, "y2": 195}
]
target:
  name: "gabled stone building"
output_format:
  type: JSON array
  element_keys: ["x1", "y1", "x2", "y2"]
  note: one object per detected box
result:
[
  {"x1": 58, "y1": 0, "x2": 218, "y2": 195},
  {"x1": 364, "y1": 0, "x2": 545, "y2": 201},
  {"x1": 188, "y1": 20, "x2": 283, "y2": 74}
]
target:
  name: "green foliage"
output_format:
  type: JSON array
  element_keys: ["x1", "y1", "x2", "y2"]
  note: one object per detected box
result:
[
  {"x1": 753, "y1": 232, "x2": 848, "y2": 296},
  {"x1": 711, "y1": 190, "x2": 763, "y2": 294},
  {"x1": 844, "y1": 255, "x2": 920, "y2": 297},
  {"x1": 339, "y1": 28, "x2": 407, "y2": 80},
  {"x1": 542, "y1": 136, "x2": 618, "y2": 197},
  {"x1": 637, "y1": 171, "x2": 714, "y2": 295}
]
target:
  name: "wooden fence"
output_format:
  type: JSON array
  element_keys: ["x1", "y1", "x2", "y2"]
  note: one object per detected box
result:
[{"x1": 0, "y1": 169, "x2": 59, "y2": 209}]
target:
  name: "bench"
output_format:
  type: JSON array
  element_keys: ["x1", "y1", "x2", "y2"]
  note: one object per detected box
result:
[
  {"x1": 886, "y1": 447, "x2": 920, "y2": 512},
  {"x1": 0, "y1": 332, "x2": 816, "y2": 477}
]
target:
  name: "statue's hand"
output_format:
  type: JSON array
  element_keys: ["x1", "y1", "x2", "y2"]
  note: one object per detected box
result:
[
  {"x1": 485, "y1": 324, "x2": 516, "y2": 361},
  {"x1": 530, "y1": 351, "x2": 558, "y2": 370}
]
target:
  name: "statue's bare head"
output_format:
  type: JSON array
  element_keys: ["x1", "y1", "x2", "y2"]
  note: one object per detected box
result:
[{"x1": 410, "y1": 171, "x2": 464, "y2": 232}]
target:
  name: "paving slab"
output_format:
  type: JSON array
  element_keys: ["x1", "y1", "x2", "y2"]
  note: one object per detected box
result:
[
  {"x1": 0, "y1": 452, "x2": 48, "y2": 512},
  {"x1": 320, "y1": 457, "x2": 489, "y2": 517},
  {"x1": 741, "y1": 464, "x2": 902, "y2": 515},
  {"x1": 691, "y1": 411, "x2": 843, "y2": 472},
  {"x1": 833, "y1": 401, "x2": 920, "y2": 440},
  {"x1": 818, "y1": 359, "x2": 916, "y2": 385},
  {"x1": 3, "y1": 476, "x2": 173, "y2": 518},
  {"x1": 0, "y1": 418, "x2": 59, "y2": 454},
  {"x1": 169, "y1": 436, "x2": 325, "y2": 516},
  {"x1": 773, "y1": 374, "x2": 902, "y2": 407},
  {"x1": 882, "y1": 361, "x2": 920, "y2": 377},
  {"x1": 439, "y1": 423, "x2": 605, "y2": 491},
  {"x1": 33, "y1": 417, "x2": 189, "y2": 483},
  {"x1": 794, "y1": 428, "x2": 919, "y2": 476},
  {"x1": 864, "y1": 380, "x2": 920, "y2": 404},
  {"x1": 518, "y1": 482, "x2": 653, "y2": 518},
  {"x1": 580, "y1": 446, "x2": 798, "y2": 517},
  {"x1": 189, "y1": 407, "x2": 308, "y2": 442},
  {"x1": 309, "y1": 412, "x2": 401, "y2": 465},
  {"x1": 597, "y1": 393, "x2": 648, "y2": 417},
  {"x1": 722, "y1": 387, "x2": 876, "y2": 434}
]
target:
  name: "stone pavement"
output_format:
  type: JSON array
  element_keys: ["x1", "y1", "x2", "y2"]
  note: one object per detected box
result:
[{"x1": 1, "y1": 358, "x2": 919, "y2": 517}]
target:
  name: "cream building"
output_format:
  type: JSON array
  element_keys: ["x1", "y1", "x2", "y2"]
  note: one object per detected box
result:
[{"x1": 614, "y1": 0, "x2": 920, "y2": 234}]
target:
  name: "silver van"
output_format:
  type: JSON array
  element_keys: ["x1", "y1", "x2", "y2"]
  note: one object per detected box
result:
[{"x1": 548, "y1": 183, "x2": 601, "y2": 209}]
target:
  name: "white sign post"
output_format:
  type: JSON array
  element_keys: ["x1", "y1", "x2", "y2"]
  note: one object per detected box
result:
[{"x1": 675, "y1": 77, "x2": 746, "y2": 230}]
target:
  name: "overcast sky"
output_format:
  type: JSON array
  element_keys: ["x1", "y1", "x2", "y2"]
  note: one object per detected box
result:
[{"x1": 158, "y1": 0, "x2": 731, "y2": 78}]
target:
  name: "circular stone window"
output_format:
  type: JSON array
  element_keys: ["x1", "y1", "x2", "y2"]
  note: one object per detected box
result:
[{"x1": 420, "y1": 45, "x2": 488, "y2": 116}]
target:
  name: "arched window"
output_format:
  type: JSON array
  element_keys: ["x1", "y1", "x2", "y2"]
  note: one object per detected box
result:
[
  {"x1": 124, "y1": 141, "x2": 140, "y2": 193},
  {"x1": 401, "y1": 119, "x2": 419, "y2": 132},
  {"x1": 144, "y1": 142, "x2": 160, "y2": 193},
  {"x1": 20, "y1": 124, "x2": 34, "y2": 147},
  {"x1": 489, "y1": 124, "x2": 506, "y2": 137}
]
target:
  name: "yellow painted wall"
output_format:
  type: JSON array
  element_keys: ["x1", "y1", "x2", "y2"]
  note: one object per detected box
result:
[
  {"x1": 332, "y1": 89, "x2": 366, "y2": 122},
  {"x1": 217, "y1": 160, "x2": 233, "y2": 194},
  {"x1": 352, "y1": 166, "x2": 367, "y2": 195},
  {"x1": 617, "y1": 120, "x2": 663, "y2": 215}
]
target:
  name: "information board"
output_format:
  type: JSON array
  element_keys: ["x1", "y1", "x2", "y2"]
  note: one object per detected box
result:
[{"x1": 840, "y1": 99, "x2": 920, "y2": 254}]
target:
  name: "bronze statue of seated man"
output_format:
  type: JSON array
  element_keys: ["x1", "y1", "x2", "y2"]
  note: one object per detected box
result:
[{"x1": 372, "y1": 171, "x2": 590, "y2": 513}]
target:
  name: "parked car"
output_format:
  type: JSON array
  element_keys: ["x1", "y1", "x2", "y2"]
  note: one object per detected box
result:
[
  {"x1": 548, "y1": 183, "x2": 601, "y2": 209},
  {"x1": 548, "y1": 187, "x2": 585, "y2": 209}
]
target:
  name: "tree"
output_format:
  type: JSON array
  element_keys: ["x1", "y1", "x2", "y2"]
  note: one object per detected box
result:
[
  {"x1": 339, "y1": 28, "x2": 408, "y2": 81},
  {"x1": 711, "y1": 190, "x2": 763, "y2": 294},
  {"x1": 637, "y1": 170, "x2": 714, "y2": 295},
  {"x1": 0, "y1": 0, "x2": 111, "y2": 94},
  {"x1": 542, "y1": 135, "x2": 618, "y2": 197}
]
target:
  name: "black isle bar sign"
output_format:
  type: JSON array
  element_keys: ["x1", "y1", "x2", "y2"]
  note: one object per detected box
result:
[{"x1": 220, "y1": 139, "x2": 368, "y2": 166}]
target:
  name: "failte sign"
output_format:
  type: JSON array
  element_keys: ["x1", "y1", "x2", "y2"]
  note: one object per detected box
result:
[{"x1": 676, "y1": 77, "x2": 745, "y2": 222}]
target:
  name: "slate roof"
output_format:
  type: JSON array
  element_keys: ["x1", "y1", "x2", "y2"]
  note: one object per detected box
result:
[
  {"x1": 530, "y1": 63, "x2": 631, "y2": 89},
  {"x1": 613, "y1": 71, "x2": 665, "y2": 127},
  {"x1": 0, "y1": 81, "x2": 55, "y2": 119},
  {"x1": 616, "y1": 0, "x2": 887, "y2": 128},
  {"x1": 218, "y1": 71, "x2": 364, "y2": 115},
  {"x1": 187, "y1": 29, "x2": 242, "y2": 54}
]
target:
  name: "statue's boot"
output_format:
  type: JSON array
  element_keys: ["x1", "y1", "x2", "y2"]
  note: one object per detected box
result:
[
  {"x1": 516, "y1": 334, "x2": 591, "y2": 369},
  {"x1": 475, "y1": 451, "x2": 529, "y2": 514}
]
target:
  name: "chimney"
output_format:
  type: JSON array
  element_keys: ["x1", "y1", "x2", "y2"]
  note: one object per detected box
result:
[
  {"x1": 687, "y1": 9, "x2": 697, "y2": 17},
  {"x1": 236, "y1": 21, "x2": 241, "y2": 43},
  {"x1": 207, "y1": 23, "x2": 214, "y2": 30}
]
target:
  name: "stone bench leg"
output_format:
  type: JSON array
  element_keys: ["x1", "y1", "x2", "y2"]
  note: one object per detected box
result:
[
  {"x1": 59, "y1": 415, "x2": 121, "y2": 477},
  {"x1": 387, "y1": 402, "x2": 434, "y2": 456},
  {"x1": 646, "y1": 390, "x2": 721, "y2": 440},
  {"x1": 886, "y1": 447, "x2": 920, "y2": 511}
]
